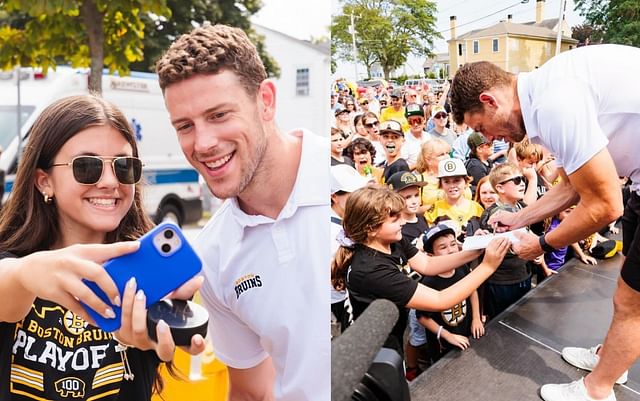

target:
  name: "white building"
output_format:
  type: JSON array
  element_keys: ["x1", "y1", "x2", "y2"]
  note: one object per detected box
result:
[{"x1": 254, "y1": 24, "x2": 331, "y2": 137}]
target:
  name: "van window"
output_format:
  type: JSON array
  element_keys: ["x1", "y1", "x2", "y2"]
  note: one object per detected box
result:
[{"x1": 0, "y1": 105, "x2": 35, "y2": 151}]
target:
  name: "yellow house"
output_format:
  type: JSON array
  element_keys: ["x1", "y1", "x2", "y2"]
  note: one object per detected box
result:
[{"x1": 448, "y1": 0, "x2": 578, "y2": 75}]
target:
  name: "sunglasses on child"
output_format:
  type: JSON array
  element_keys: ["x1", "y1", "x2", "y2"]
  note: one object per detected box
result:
[
  {"x1": 50, "y1": 155, "x2": 143, "y2": 185},
  {"x1": 433, "y1": 113, "x2": 448, "y2": 119},
  {"x1": 499, "y1": 175, "x2": 525, "y2": 186}
]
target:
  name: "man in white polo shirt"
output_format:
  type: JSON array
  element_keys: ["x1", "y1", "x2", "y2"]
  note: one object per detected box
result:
[
  {"x1": 450, "y1": 44, "x2": 640, "y2": 401},
  {"x1": 157, "y1": 24, "x2": 329, "y2": 401}
]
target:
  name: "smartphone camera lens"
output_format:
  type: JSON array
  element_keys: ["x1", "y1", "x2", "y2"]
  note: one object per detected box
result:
[
  {"x1": 164, "y1": 229, "x2": 174, "y2": 239},
  {"x1": 161, "y1": 244, "x2": 172, "y2": 253}
]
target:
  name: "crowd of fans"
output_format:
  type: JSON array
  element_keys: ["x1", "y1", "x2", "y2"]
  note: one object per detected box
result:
[{"x1": 329, "y1": 79, "x2": 626, "y2": 382}]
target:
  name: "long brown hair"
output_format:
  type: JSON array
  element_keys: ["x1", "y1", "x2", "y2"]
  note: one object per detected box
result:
[
  {"x1": 331, "y1": 186, "x2": 404, "y2": 291},
  {"x1": 0, "y1": 94, "x2": 152, "y2": 254},
  {"x1": 0, "y1": 94, "x2": 175, "y2": 394}
]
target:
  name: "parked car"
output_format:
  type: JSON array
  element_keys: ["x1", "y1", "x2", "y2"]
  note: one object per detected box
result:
[{"x1": 357, "y1": 78, "x2": 388, "y2": 90}]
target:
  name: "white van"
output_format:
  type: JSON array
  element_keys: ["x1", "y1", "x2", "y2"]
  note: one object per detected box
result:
[{"x1": 0, "y1": 67, "x2": 202, "y2": 226}]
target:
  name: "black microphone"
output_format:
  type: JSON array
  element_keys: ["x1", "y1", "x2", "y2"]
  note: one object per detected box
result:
[{"x1": 331, "y1": 298, "x2": 399, "y2": 401}]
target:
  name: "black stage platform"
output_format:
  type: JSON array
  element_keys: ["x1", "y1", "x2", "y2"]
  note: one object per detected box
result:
[{"x1": 410, "y1": 254, "x2": 640, "y2": 401}]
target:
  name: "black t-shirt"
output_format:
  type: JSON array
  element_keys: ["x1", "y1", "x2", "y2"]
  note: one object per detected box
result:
[
  {"x1": 416, "y1": 266, "x2": 473, "y2": 354},
  {"x1": 381, "y1": 158, "x2": 410, "y2": 183},
  {"x1": 465, "y1": 157, "x2": 492, "y2": 196},
  {"x1": 401, "y1": 214, "x2": 429, "y2": 247},
  {"x1": 347, "y1": 237, "x2": 419, "y2": 354},
  {"x1": 0, "y1": 252, "x2": 159, "y2": 401},
  {"x1": 525, "y1": 173, "x2": 548, "y2": 235}
]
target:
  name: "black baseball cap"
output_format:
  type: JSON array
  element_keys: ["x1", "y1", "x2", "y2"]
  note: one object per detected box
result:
[{"x1": 387, "y1": 171, "x2": 427, "y2": 192}]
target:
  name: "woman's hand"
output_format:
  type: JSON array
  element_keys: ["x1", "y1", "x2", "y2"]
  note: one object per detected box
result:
[
  {"x1": 16, "y1": 242, "x2": 140, "y2": 324},
  {"x1": 115, "y1": 275, "x2": 206, "y2": 361}
]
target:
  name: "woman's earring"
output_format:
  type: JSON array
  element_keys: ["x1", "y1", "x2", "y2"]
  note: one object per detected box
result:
[{"x1": 43, "y1": 192, "x2": 53, "y2": 204}]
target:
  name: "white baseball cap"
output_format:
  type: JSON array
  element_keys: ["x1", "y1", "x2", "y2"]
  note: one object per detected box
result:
[
  {"x1": 331, "y1": 165, "x2": 370, "y2": 194},
  {"x1": 437, "y1": 158, "x2": 468, "y2": 178}
]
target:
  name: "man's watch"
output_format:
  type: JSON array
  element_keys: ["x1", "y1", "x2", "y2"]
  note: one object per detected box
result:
[{"x1": 539, "y1": 234, "x2": 557, "y2": 253}]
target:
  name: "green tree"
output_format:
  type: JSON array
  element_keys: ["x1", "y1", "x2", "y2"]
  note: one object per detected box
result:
[
  {"x1": 332, "y1": 0, "x2": 440, "y2": 80},
  {"x1": 574, "y1": 0, "x2": 640, "y2": 46},
  {"x1": 132, "y1": 0, "x2": 279, "y2": 78},
  {"x1": 0, "y1": 0, "x2": 171, "y2": 92},
  {"x1": 571, "y1": 23, "x2": 600, "y2": 45}
]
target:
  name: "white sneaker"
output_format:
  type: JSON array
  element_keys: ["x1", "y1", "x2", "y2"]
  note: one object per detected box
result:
[
  {"x1": 562, "y1": 345, "x2": 628, "y2": 385},
  {"x1": 540, "y1": 378, "x2": 616, "y2": 401}
]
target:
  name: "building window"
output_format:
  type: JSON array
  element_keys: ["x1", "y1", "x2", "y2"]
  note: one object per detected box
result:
[
  {"x1": 458, "y1": 43, "x2": 464, "y2": 56},
  {"x1": 473, "y1": 40, "x2": 479, "y2": 54},
  {"x1": 493, "y1": 38, "x2": 499, "y2": 52},
  {"x1": 569, "y1": 45, "x2": 573, "y2": 50},
  {"x1": 296, "y1": 68, "x2": 309, "y2": 96}
]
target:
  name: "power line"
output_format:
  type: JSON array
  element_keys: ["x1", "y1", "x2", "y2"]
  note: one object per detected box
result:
[{"x1": 436, "y1": 0, "x2": 530, "y2": 35}]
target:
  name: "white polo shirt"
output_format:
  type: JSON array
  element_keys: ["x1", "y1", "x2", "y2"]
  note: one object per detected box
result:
[
  {"x1": 196, "y1": 129, "x2": 330, "y2": 401},
  {"x1": 517, "y1": 44, "x2": 640, "y2": 193}
]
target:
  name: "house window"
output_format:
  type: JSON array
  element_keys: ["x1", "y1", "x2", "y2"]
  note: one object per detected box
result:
[
  {"x1": 458, "y1": 43, "x2": 464, "y2": 56},
  {"x1": 296, "y1": 68, "x2": 309, "y2": 96},
  {"x1": 492, "y1": 38, "x2": 499, "y2": 52},
  {"x1": 473, "y1": 40, "x2": 479, "y2": 54}
]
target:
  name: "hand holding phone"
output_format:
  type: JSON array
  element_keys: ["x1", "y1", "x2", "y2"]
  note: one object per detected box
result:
[{"x1": 82, "y1": 222, "x2": 202, "y2": 332}]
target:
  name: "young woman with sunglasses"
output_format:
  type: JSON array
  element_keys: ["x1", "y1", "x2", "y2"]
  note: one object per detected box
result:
[{"x1": 0, "y1": 95, "x2": 204, "y2": 400}]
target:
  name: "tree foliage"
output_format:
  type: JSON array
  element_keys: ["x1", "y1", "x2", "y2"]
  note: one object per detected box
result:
[
  {"x1": 571, "y1": 23, "x2": 600, "y2": 45},
  {"x1": 332, "y1": 0, "x2": 440, "y2": 80},
  {"x1": 574, "y1": 0, "x2": 640, "y2": 46},
  {"x1": 0, "y1": 0, "x2": 171, "y2": 92},
  {"x1": 131, "y1": 0, "x2": 279, "y2": 78}
]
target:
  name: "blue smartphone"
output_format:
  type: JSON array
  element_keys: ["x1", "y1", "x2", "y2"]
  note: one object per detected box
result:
[{"x1": 82, "y1": 222, "x2": 202, "y2": 332}]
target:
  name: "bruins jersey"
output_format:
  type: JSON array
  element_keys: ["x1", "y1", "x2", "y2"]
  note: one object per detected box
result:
[{"x1": 8, "y1": 298, "x2": 125, "y2": 400}]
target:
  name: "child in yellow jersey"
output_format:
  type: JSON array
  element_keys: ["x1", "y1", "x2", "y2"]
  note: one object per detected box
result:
[
  {"x1": 415, "y1": 140, "x2": 472, "y2": 214},
  {"x1": 425, "y1": 158, "x2": 484, "y2": 236}
]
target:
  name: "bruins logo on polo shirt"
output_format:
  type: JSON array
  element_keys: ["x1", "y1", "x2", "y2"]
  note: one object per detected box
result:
[{"x1": 234, "y1": 273, "x2": 263, "y2": 299}]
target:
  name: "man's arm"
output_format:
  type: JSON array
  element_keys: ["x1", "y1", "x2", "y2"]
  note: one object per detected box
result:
[
  {"x1": 227, "y1": 357, "x2": 276, "y2": 401},
  {"x1": 511, "y1": 149, "x2": 623, "y2": 259},
  {"x1": 490, "y1": 168, "x2": 579, "y2": 230},
  {"x1": 544, "y1": 149, "x2": 623, "y2": 249}
]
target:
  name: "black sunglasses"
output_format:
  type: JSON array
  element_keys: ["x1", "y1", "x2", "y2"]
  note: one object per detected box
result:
[
  {"x1": 51, "y1": 155, "x2": 143, "y2": 185},
  {"x1": 364, "y1": 121, "x2": 379, "y2": 128},
  {"x1": 433, "y1": 113, "x2": 448, "y2": 119},
  {"x1": 499, "y1": 175, "x2": 525, "y2": 186}
]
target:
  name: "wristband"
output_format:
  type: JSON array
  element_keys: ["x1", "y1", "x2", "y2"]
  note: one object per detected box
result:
[
  {"x1": 539, "y1": 234, "x2": 557, "y2": 253},
  {"x1": 436, "y1": 325, "x2": 444, "y2": 340}
]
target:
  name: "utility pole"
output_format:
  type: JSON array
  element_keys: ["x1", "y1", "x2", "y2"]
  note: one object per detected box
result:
[
  {"x1": 349, "y1": 12, "x2": 359, "y2": 81},
  {"x1": 555, "y1": 0, "x2": 566, "y2": 56}
]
